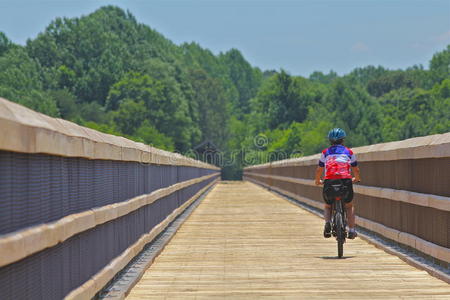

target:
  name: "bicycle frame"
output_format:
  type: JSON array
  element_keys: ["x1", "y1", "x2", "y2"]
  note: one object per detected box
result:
[{"x1": 331, "y1": 193, "x2": 347, "y2": 258}]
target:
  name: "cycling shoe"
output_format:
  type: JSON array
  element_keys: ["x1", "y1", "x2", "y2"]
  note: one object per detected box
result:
[
  {"x1": 347, "y1": 230, "x2": 358, "y2": 239},
  {"x1": 323, "y1": 222, "x2": 332, "y2": 238}
]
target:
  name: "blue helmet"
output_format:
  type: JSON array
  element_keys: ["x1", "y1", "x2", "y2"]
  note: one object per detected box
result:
[{"x1": 328, "y1": 128, "x2": 346, "y2": 142}]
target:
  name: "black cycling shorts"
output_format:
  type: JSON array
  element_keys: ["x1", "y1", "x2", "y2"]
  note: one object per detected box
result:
[{"x1": 322, "y1": 178, "x2": 354, "y2": 205}]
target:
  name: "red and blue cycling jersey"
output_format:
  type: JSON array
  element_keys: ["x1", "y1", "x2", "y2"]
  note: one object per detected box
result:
[{"x1": 318, "y1": 145, "x2": 357, "y2": 179}]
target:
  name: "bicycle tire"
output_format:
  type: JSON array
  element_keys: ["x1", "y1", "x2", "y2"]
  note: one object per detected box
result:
[{"x1": 336, "y1": 212, "x2": 344, "y2": 258}]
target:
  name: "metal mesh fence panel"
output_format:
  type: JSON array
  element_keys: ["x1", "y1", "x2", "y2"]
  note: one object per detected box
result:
[
  {"x1": 0, "y1": 176, "x2": 217, "y2": 300},
  {"x1": 0, "y1": 151, "x2": 216, "y2": 234}
]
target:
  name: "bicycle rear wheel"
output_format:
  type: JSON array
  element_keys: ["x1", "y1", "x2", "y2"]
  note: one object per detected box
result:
[{"x1": 335, "y1": 212, "x2": 344, "y2": 258}]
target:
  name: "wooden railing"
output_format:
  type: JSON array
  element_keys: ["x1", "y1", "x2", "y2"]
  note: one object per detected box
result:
[{"x1": 0, "y1": 98, "x2": 220, "y2": 299}]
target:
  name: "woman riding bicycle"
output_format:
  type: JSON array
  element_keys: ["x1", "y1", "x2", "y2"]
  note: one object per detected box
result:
[{"x1": 314, "y1": 128, "x2": 361, "y2": 239}]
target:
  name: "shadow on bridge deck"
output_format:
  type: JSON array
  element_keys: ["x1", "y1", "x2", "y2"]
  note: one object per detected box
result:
[{"x1": 126, "y1": 181, "x2": 450, "y2": 299}]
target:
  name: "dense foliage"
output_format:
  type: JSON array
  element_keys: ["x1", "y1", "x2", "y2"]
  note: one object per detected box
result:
[{"x1": 0, "y1": 6, "x2": 449, "y2": 179}]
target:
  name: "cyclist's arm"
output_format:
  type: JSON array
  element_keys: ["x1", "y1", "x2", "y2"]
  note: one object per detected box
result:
[
  {"x1": 315, "y1": 166, "x2": 324, "y2": 185},
  {"x1": 349, "y1": 150, "x2": 360, "y2": 183},
  {"x1": 352, "y1": 166, "x2": 361, "y2": 183}
]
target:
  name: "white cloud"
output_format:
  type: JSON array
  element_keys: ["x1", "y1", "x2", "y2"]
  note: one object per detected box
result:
[
  {"x1": 351, "y1": 42, "x2": 369, "y2": 53},
  {"x1": 434, "y1": 30, "x2": 450, "y2": 42},
  {"x1": 411, "y1": 30, "x2": 450, "y2": 50}
]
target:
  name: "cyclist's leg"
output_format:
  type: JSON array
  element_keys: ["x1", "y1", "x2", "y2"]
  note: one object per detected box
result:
[
  {"x1": 322, "y1": 180, "x2": 333, "y2": 237},
  {"x1": 323, "y1": 204, "x2": 332, "y2": 238},
  {"x1": 322, "y1": 179, "x2": 333, "y2": 222},
  {"x1": 345, "y1": 202, "x2": 355, "y2": 228},
  {"x1": 343, "y1": 179, "x2": 357, "y2": 238},
  {"x1": 324, "y1": 204, "x2": 332, "y2": 222},
  {"x1": 346, "y1": 203, "x2": 357, "y2": 239}
]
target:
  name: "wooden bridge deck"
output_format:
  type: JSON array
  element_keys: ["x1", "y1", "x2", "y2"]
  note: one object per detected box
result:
[{"x1": 126, "y1": 181, "x2": 450, "y2": 299}]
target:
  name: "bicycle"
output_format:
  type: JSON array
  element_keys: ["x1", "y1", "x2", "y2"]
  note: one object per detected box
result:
[{"x1": 328, "y1": 182, "x2": 347, "y2": 258}]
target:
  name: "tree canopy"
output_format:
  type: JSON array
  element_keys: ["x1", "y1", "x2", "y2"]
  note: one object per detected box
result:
[{"x1": 0, "y1": 6, "x2": 448, "y2": 179}]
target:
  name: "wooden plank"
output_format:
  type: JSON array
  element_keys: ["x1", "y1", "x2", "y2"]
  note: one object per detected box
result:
[{"x1": 127, "y1": 181, "x2": 450, "y2": 299}]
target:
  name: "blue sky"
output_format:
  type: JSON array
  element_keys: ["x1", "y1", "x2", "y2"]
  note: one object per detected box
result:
[{"x1": 0, "y1": 0, "x2": 449, "y2": 76}]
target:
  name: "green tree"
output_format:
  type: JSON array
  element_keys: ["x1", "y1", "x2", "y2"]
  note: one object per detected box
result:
[
  {"x1": 220, "y1": 49, "x2": 262, "y2": 115},
  {"x1": 113, "y1": 99, "x2": 147, "y2": 135},
  {"x1": 133, "y1": 120, "x2": 175, "y2": 151},
  {"x1": 48, "y1": 89, "x2": 79, "y2": 120},
  {"x1": 107, "y1": 72, "x2": 196, "y2": 151},
  {"x1": 367, "y1": 71, "x2": 415, "y2": 97},
  {"x1": 251, "y1": 70, "x2": 317, "y2": 130},
  {"x1": 0, "y1": 32, "x2": 12, "y2": 56},
  {"x1": 309, "y1": 70, "x2": 338, "y2": 84},
  {"x1": 430, "y1": 45, "x2": 450, "y2": 84},
  {"x1": 188, "y1": 69, "x2": 230, "y2": 149}
]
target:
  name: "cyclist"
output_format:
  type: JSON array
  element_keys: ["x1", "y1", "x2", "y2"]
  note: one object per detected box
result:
[{"x1": 314, "y1": 128, "x2": 361, "y2": 239}]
